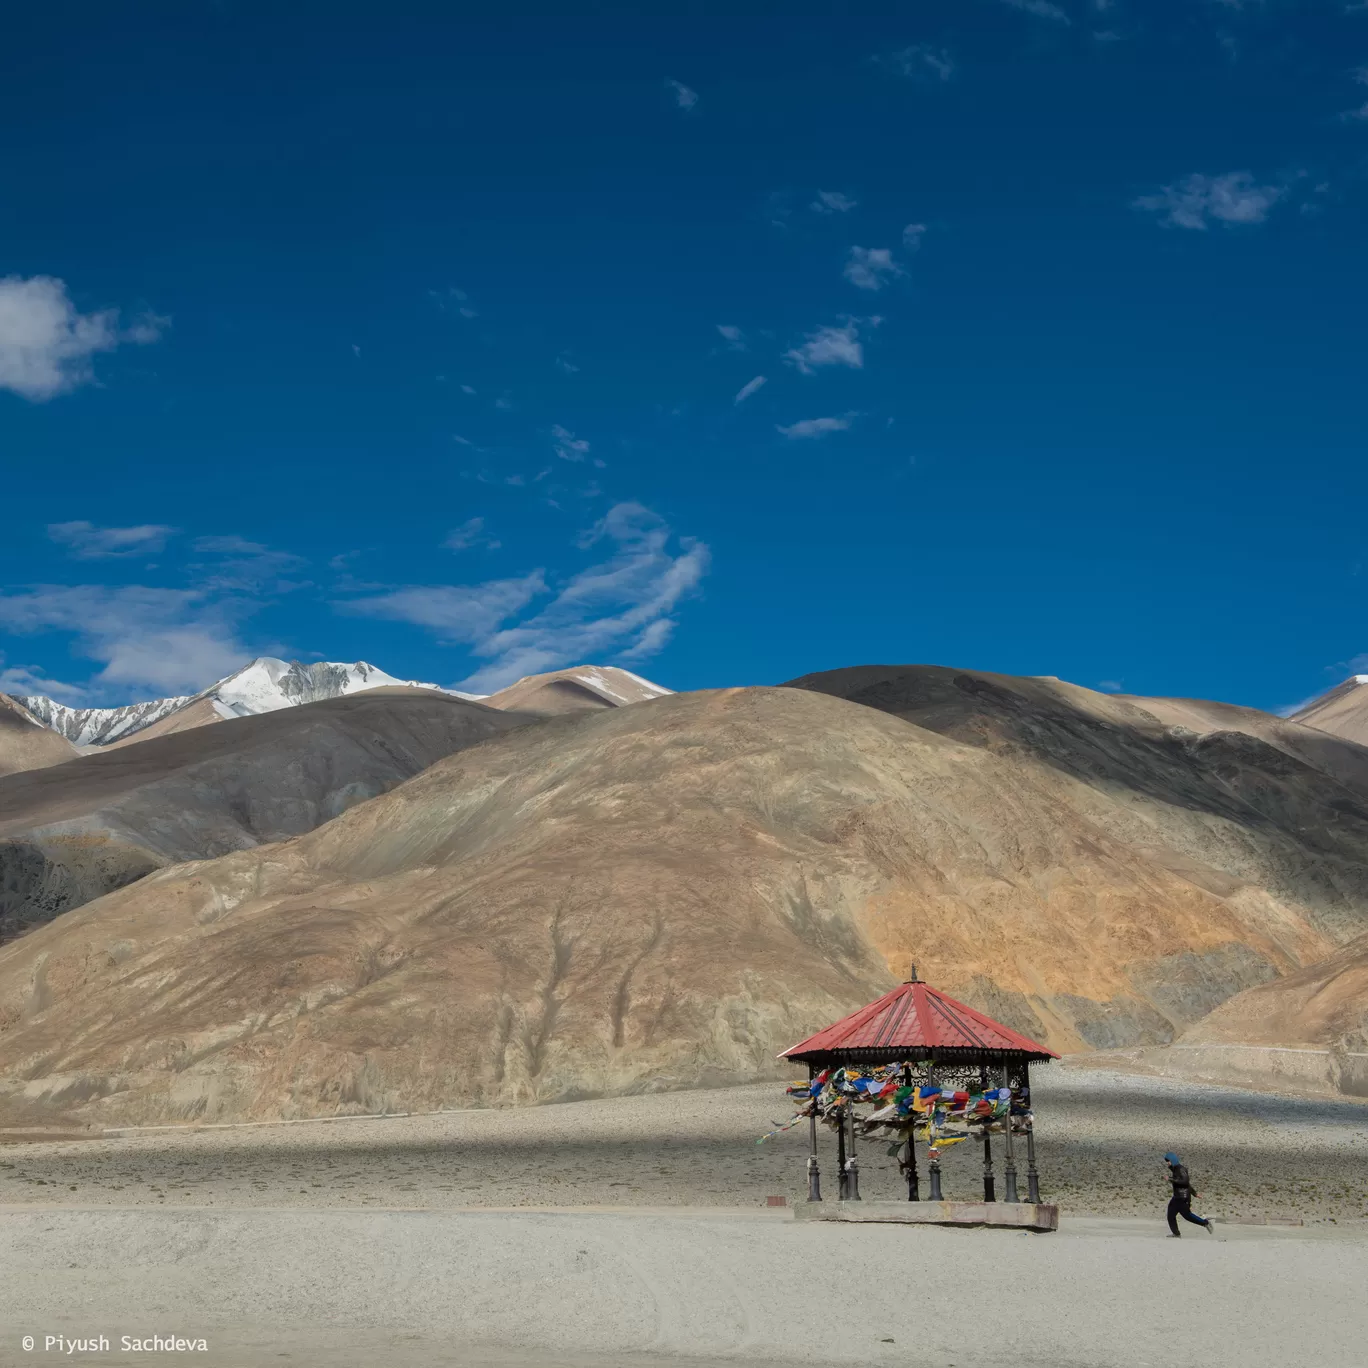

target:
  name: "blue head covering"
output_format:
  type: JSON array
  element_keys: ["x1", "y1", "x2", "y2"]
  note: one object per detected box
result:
[{"x1": 1163, "y1": 1152, "x2": 1180, "y2": 1164}]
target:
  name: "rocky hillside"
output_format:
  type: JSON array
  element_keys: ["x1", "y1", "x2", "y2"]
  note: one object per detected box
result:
[
  {"x1": 0, "y1": 694, "x2": 78, "y2": 779},
  {"x1": 0, "y1": 688, "x2": 532, "y2": 941},
  {"x1": 1289, "y1": 676, "x2": 1368, "y2": 747},
  {"x1": 2, "y1": 681, "x2": 1367, "y2": 1128}
]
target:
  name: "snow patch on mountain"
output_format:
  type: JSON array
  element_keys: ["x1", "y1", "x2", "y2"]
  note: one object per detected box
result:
[
  {"x1": 17, "y1": 658, "x2": 484, "y2": 748},
  {"x1": 17, "y1": 692, "x2": 198, "y2": 747}
]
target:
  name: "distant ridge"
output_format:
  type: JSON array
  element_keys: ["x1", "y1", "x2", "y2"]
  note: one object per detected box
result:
[
  {"x1": 1288, "y1": 676, "x2": 1368, "y2": 747},
  {"x1": 11, "y1": 657, "x2": 672, "y2": 749}
]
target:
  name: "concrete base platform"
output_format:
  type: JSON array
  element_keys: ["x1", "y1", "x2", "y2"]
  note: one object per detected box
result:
[{"x1": 794, "y1": 1199, "x2": 1059, "y2": 1231}]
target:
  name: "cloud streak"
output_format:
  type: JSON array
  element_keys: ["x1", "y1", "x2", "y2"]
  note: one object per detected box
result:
[
  {"x1": 880, "y1": 45, "x2": 955, "y2": 81},
  {"x1": 811, "y1": 190, "x2": 858, "y2": 214},
  {"x1": 777, "y1": 414, "x2": 856, "y2": 440},
  {"x1": 48, "y1": 521, "x2": 177, "y2": 559},
  {"x1": 734, "y1": 375, "x2": 767, "y2": 405},
  {"x1": 341, "y1": 504, "x2": 708, "y2": 693}
]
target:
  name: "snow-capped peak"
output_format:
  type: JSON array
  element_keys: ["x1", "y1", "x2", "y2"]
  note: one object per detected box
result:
[
  {"x1": 208, "y1": 657, "x2": 474, "y2": 720},
  {"x1": 15, "y1": 657, "x2": 484, "y2": 748}
]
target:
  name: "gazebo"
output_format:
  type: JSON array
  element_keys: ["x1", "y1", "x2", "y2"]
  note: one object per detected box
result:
[{"x1": 780, "y1": 967, "x2": 1058, "y2": 1209}]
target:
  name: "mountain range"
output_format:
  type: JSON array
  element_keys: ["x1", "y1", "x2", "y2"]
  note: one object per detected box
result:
[
  {"x1": 2, "y1": 660, "x2": 1368, "y2": 1127},
  {"x1": 13, "y1": 657, "x2": 672, "y2": 754}
]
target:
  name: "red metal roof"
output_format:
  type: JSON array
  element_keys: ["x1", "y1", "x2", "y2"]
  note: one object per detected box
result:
[{"x1": 780, "y1": 978, "x2": 1058, "y2": 1062}]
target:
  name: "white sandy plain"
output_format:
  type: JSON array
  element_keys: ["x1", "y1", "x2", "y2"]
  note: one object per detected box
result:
[{"x1": 2, "y1": 1068, "x2": 1366, "y2": 1367}]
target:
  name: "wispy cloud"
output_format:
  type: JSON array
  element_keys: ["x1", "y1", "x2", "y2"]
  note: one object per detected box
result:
[
  {"x1": 430, "y1": 287, "x2": 478, "y2": 319},
  {"x1": 879, "y1": 45, "x2": 955, "y2": 81},
  {"x1": 342, "y1": 573, "x2": 547, "y2": 648},
  {"x1": 189, "y1": 536, "x2": 309, "y2": 594},
  {"x1": 734, "y1": 375, "x2": 767, "y2": 405},
  {"x1": 1133, "y1": 171, "x2": 1287, "y2": 229},
  {"x1": 47, "y1": 521, "x2": 176, "y2": 559},
  {"x1": 843, "y1": 247, "x2": 906, "y2": 291},
  {"x1": 1338, "y1": 66, "x2": 1368, "y2": 121},
  {"x1": 343, "y1": 504, "x2": 707, "y2": 693},
  {"x1": 777, "y1": 414, "x2": 856, "y2": 440},
  {"x1": 667, "y1": 79, "x2": 698, "y2": 111},
  {"x1": 551, "y1": 424, "x2": 591, "y2": 462},
  {"x1": 444, "y1": 517, "x2": 501, "y2": 552},
  {"x1": 0, "y1": 585, "x2": 253, "y2": 697},
  {"x1": 812, "y1": 190, "x2": 858, "y2": 215},
  {"x1": 716, "y1": 324, "x2": 747, "y2": 351},
  {"x1": 902, "y1": 223, "x2": 928, "y2": 251},
  {"x1": 999, "y1": 0, "x2": 1071, "y2": 21},
  {"x1": 0, "y1": 275, "x2": 166, "y2": 402},
  {"x1": 555, "y1": 353, "x2": 580, "y2": 374},
  {"x1": 784, "y1": 319, "x2": 873, "y2": 374},
  {"x1": 0, "y1": 659, "x2": 91, "y2": 703}
]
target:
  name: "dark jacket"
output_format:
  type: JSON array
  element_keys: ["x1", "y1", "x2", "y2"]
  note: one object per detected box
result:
[{"x1": 1168, "y1": 1164, "x2": 1192, "y2": 1199}]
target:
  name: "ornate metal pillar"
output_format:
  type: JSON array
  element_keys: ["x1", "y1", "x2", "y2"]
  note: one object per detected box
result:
[
  {"x1": 806, "y1": 1064, "x2": 822, "y2": 1202},
  {"x1": 1023, "y1": 1063, "x2": 1040, "y2": 1203},
  {"x1": 901, "y1": 1066, "x2": 919, "y2": 1201},
  {"x1": 927, "y1": 1143, "x2": 944, "y2": 1201},
  {"x1": 836, "y1": 1102, "x2": 849, "y2": 1200},
  {"x1": 1000, "y1": 1064, "x2": 1020, "y2": 1203},
  {"x1": 845, "y1": 1104, "x2": 862, "y2": 1200},
  {"x1": 979, "y1": 1063, "x2": 996, "y2": 1202}
]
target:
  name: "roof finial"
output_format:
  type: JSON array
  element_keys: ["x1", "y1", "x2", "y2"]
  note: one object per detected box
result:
[{"x1": 907, "y1": 963, "x2": 919, "y2": 983}]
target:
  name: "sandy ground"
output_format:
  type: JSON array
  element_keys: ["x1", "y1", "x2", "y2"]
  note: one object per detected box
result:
[
  {"x1": 2, "y1": 1206, "x2": 1366, "y2": 1368},
  {"x1": 2, "y1": 1065, "x2": 1365, "y2": 1224}
]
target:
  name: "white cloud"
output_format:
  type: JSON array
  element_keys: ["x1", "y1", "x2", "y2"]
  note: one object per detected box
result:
[
  {"x1": 343, "y1": 573, "x2": 548, "y2": 646},
  {"x1": 734, "y1": 375, "x2": 767, "y2": 405},
  {"x1": 812, "y1": 190, "x2": 858, "y2": 215},
  {"x1": 0, "y1": 275, "x2": 166, "y2": 402},
  {"x1": 189, "y1": 536, "x2": 308, "y2": 593},
  {"x1": 902, "y1": 223, "x2": 928, "y2": 251},
  {"x1": 784, "y1": 319, "x2": 871, "y2": 374},
  {"x1": 0, "y1": 659, "x2": 91, "y2": 702},
  {"x1": 47, "y1": 521, "x2": 176, "y2": 559},
  {"x1": 551, "y1": 424, "x2": 591, "y2": 462},
  {"x1": 843, "y1": 247, "x2": 906, "y2": 291},
  {"x1": 776, "y1": 414, "x2": 855, "y2": 439},
  {"x1": 881, "y1": 45, "x2": 955, "y2": 81},
  {"x1": 459, "y1": 504, "x2": 707, "y2": 691},
  {"x1": 460, "y1": 383, "x2": 477, "y2": 395},
  {"x1": 444, "y1": 517, "x2": 501, "y2": 552},
  {"x1": 716, "y1": 324, "x2": 747, "y2": 351},
  {"x1": 667, "y1": 80, "x2": 698, "y2": 110},
  {"x1": 555, "y1": 353, "x2": 580, "y2": 374},
  {"x1": 0, "y1": 585, "x2": 251, "y2": 697},
  {"x1": 345, "y1": 506, "x2": 707, "y2": 693},
  {"x1": 616, "y1": 617, "x2": 675, "y2": 661},
  {"x1": 1000, "y1": 0, "x2": 1071, "y2": 20},
  {"x1": 1134, "y1": 171, "x2": 1286, "y2": 229}
]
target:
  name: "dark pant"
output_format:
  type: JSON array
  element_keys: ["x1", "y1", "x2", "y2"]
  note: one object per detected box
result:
[{"x1": 1167, "y1": 1195, "x2": 1207, "y2": 1235}]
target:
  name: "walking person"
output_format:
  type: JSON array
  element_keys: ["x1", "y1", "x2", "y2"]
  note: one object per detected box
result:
[{"x1": 1163, "y1": 1152, "x2": 1214, "y2": 1237}]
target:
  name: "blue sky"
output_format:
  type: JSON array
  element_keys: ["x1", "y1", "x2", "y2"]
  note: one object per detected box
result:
[{"x1": 2, "y1": 1, "x2": 1366, "y2": 710}]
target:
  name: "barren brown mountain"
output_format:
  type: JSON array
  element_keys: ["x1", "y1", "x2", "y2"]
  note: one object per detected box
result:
[
  {"x1": 1182, "y1": 931, "x2": 1368, "y2": 1054},
  {"x1": 3, "y1": 680, "x2": 1368, "y2": 1129},
  {"x1": 0, "y1": 689, "x2": 531, "y2": 941},
  {"x1": 0, "y1": 694, "x2": 78, "y2": 779},
  {"x1": 1289, "y1": 676, "x2": 1368, "y2": 747}
]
